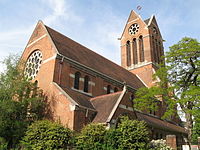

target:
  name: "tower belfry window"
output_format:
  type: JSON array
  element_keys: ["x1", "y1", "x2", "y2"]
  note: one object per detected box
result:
[
  {"x1": 74, "y1": 72, "x2": 81, "y2": 90},
  {"x1": 152, "y1": 36, "x2": 157, "y2": 63},
  {"x1": 155, "y1": 39, "x2": 159, "y2": 63},
  {"x1": 126, "y1": 41, "x2": 131, "y2": 67},
  {"x1": 139, "y1": 36, "x2": 144, "y2": 62},
  {"x1": 159, "y1": 41, "x2": 163, "y2": 63},
  {"x1": 132, "y1": 38, "x2": 138, "y2": 64}
]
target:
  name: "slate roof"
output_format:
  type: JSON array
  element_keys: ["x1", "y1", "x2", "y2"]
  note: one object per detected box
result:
[
  {"x1": 136, "y1": 112, "x2": 188, "y2": 134},
  {"x1": 90, "y1": 92, "x2": 122, "y2": 123},
  {"x1": 45, "y1": 26, "x2": 145, "y2": 89}
]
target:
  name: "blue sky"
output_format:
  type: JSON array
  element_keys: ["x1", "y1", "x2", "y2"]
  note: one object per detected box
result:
[{"x1": 0, "y1": 0, "x2": 200, "y2": 72}]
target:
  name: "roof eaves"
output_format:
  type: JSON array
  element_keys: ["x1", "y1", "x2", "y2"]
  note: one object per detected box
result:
[
  {"x1": 106, "y1": 86, "x2": 127, "y2": 123},
  {"x1": 52, "y1": 82, "x2": 96, "y2": 112}
]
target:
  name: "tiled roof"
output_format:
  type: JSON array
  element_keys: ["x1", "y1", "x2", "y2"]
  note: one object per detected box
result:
[
  {"x1": 45, "y1": 26, "x2": 145, "y2": 89},
  {"x1": 144, "y1": 18, "x2": 150, "y2": 25},
  {"x1": 136, "y1": 112, "x2": 188, "y2": 134},
  {"x1": 91, "y1": 92, "x2": 122, "y2": 123},
  {"x1": 59, "y1": 85, "x2": 96, "y2": 110}
]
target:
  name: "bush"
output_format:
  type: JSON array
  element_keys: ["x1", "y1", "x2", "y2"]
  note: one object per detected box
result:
[
  {"x1": 116, "y1": 116, "x2": 150, "y2": 150},
  {"x1": 149, "y1": 139, "x2": 173, "y2": 150},
  {"x1": 76, "y1": 123, "x2": 106, "y2": 150},
  {"x1": 21, "y1": 120, "x2": 73, "y2": 150},
  {"x1": 103, "y1": 128, "x2": 121, "y2": 149},
  {"x1": 76, "y1": 117, "x2": 150, "y2": 150}
]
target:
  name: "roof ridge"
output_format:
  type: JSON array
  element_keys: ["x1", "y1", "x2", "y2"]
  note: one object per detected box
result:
[
  {"x1": 45, "y1": 25, "x2": 124, "y2": 69},
  {"x1": 90, "y1": 91, "x2": 122, "y2": 101},
  {"x1": 45, "y1": 24, "x2": 145, "y2": 89}
]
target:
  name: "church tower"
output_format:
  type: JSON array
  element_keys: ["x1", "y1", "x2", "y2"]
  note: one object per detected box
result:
[{"x1": 120, "y1": 10, "x2": 164, "y2": 87}]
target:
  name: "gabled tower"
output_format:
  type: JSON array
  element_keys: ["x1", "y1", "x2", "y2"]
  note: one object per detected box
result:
[{"x1": 120, "y1": 10, "x2": 164, "y2": 87}]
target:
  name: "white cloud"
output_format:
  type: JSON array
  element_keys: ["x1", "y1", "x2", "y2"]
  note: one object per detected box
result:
[
  {"x1": 43, "y1": 0, "x2": 83, "y2": 26},
  {"x1": 43, "y1": 0, "x2": 66, "y2": 25}
]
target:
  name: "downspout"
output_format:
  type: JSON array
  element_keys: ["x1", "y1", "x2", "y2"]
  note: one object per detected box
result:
[{"x1": 58, "y1": 56, "x2": 64, "y2": 85}]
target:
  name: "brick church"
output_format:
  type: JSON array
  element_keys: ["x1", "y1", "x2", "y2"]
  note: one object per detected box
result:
[{"x1": 21, "y1": 10, "x2": 187, "y2": 141}]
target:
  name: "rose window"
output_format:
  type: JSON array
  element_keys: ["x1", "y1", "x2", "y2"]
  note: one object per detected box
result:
[
  {"x1": 128, "y1": 23, "x2": 139, "y2": 35},
  {"x1": 25, "y1": 50, "x2": 42, "y2": 79}
]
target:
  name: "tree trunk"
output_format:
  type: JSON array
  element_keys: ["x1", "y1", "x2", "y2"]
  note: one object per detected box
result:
[{"x1": 186, "y1": 112, "x2": 193, "y2": 150}]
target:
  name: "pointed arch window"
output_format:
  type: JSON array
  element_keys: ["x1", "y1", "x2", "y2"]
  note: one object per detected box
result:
[
  {"x1": 84, "y1": 76, "x2": 90, "y2": 93},
  {"x1": 132, "y1": 38, "x2": 138, "y2": 64},
  {"x1": 155, "y1": 39, "x2": 160, "y2": 63},
  {"x1": 139, "y1": 36, "x2": 144, "y2": 62},
  {"x1": 152, "y1": 36, "x2": 157, "y2": 63},
  {"x1": 126, "y1": 41, "x2": 131, "y2": 67},
  {"x1": 159, "y1": 41, "x2": 163, "y2": 63},
  {"x1": 74, "y1": 72, "x2": 81, "y2": 90},
  {"x1": 114, "y1": 87, "x2": 118, "y2": 92},
  {"x1": 107, "y1": 85, "x2": 111, "y2": 94}
]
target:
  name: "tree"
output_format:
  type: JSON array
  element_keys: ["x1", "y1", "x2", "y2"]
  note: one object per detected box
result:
[
  {"x1": 134, "y1": 37, "x2": 200, "y2": 149},
  {"x1": 0, "y1": 55, "x2": 46, "y2": 148},
  {"x1": 166, "y1": 37, "x2": 200, "y2": 148},
  {"x1": 22, "y1": 120, "x2": 73, "y2": 149}
]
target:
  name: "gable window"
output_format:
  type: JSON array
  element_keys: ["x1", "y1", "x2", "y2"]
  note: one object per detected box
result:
[
  {"x1": 74, "y1": 72, "x2": 81, "y2": 90},
  {"x1": 139, "y1": 36, "x2": 144, "y2": 62},
  {"x1": 84, "y1": 76, "x2": 90, "y2": 93},
  {"x1": 107, "y1": 85, "x2": 111, "y2": 94},
  {"x1": 126, "y1": 41, "x2": 131, "y2": 67}
]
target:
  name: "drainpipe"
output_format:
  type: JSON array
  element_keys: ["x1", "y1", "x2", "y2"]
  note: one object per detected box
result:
[{"x1": 58, "y1": 56, "x2": 64, "y2": 85}]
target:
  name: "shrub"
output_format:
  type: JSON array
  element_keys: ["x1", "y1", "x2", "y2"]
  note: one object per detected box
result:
[
  {"x1": 116, "y1": 116, "x2": 150, "y2": 150},
  {"x1": 103, "y1": 128, "x2": 121, "y2": 149},
  {"x1": 21, "y1": 120, "x2": 73, "y2": 150},
  {"x1": 76, "y1": 123, "x2": 106, "y2": 150}
]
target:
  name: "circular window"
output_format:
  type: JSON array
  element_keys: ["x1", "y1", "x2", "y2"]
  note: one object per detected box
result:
[
  {"x1": 128, "y1": 23, "x2": 139, "y2": 35},
  {"x1": 25, "y1": 50, "x2": 42, "y2": 79}
]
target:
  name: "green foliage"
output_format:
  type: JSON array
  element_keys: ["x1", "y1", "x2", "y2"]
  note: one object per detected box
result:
[
  {"x1": 0, "y1": 100, "x2": 27, "y2": 147},
  {"x1": 192, "y1": 118, "x2": 200, "y2": 144},
  {"x1": 76, "y1": 123, "x2": 106, "y2": 150},
  {"x1": 116, "y1": 116, "x2": 150, "y2": 150},
  {"x1": 134, "y1": 37, "x2": 200, "y2": 146},
  {"x1": 76, "y1": 117, "x2": 149, "y2": 150},
  {"x1": 134, "y1": 86, "x2": 160, "y2": 112},
  {"x1": 103, "y1": 128, "x2": 120, "y2": 149},
  {"x1": 0, "y1": 137, "x2": 8, "y2": 150},
  {"x1": 22, "y1": 120, "x2": 73, "y2": 150},
  {"x1": 0, "y1": 55, "x2": 46, "y2": 148}
]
